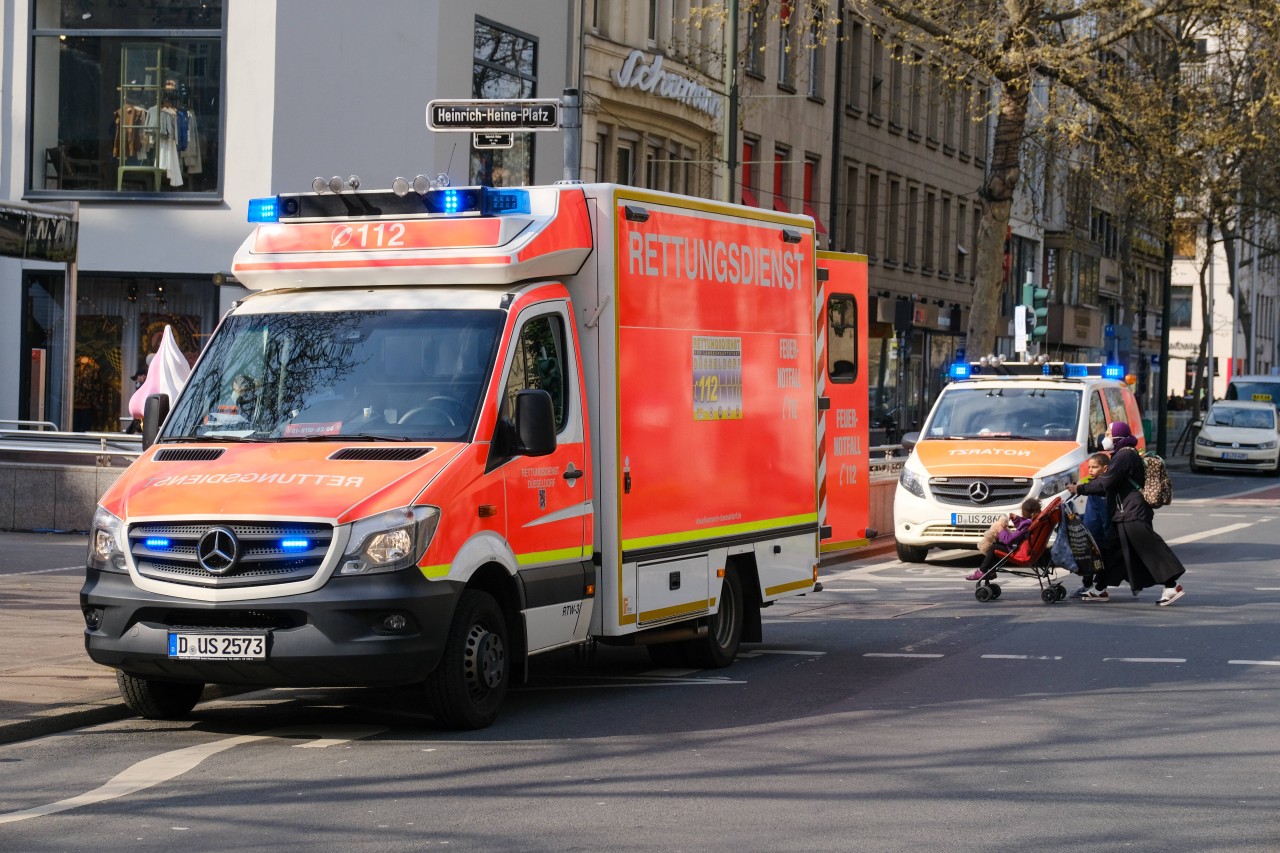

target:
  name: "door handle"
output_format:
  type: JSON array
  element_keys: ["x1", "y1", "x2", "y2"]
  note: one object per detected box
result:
[{"x1": 563, "y1": 468, "x2": 584, "y2": 481}]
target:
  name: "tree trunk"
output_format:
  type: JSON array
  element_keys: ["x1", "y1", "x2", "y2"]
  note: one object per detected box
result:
[{"x1": 968, "y1": 78, "x2": 1030, "y2": 357}]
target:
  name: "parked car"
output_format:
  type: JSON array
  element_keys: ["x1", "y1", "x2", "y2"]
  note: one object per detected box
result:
[{"x1": 1191, "y1": 400, "x2": 1280, "y2": 475}]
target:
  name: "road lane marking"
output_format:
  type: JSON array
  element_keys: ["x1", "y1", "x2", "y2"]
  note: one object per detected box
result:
[
  {"x1": 0, "y1": 724, "x2": 386, "y2": 824},
  {"x1": 863, "y1": 653, "x2": 944, "y2": 658},
  {"x1": 982, "y1": 655, "x2": 1062, "y2": 660},
  {"x1": 1103, "y1": 657, "x2": 1186, "y2": 663},
  {"x1": 1165, "y1": 522, "x2": 1253, "y2": 546},
  {"x1": 1228, "y1": 660, "x2": 1280, "y2": 666},
  {"x1": 4, "y1": 565, "x2": 83, "y2": 575}
]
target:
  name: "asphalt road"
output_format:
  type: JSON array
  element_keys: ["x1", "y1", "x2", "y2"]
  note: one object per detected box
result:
[{"x1": 2, "y1": 467, "x2": 1279, "y2": 850}]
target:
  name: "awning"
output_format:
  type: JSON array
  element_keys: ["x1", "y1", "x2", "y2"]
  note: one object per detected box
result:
[
  {"x1": 803, "y1": 202, "x2": 828, "y2": 235},
  {"x1": 741, "y1": 187, "x2": 760, "y2": 208},
  {"x1": 773, "y1": 195, "x2": 790, "y2": 213}
]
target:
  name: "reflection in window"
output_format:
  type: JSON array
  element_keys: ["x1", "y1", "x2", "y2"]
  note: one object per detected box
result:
[
  {"x1": 827, "y1": 295, "x2": 858, "y2": 383},
  {"x1": 162, "y1": 309, "x2": 504, "y2": 442},
  {"x1": 30, "y1": 0, "x2": 223, "y2": 196},
  {"x1": 503, "y1": 315, "x2": 568, "y2": 431},
  {"x1": 472, "y1": 18, "x2": 537, "y2": 187}
]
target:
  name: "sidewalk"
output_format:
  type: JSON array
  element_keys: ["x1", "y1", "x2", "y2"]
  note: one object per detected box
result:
[{"x1": 0, "y1": 573, "x2": 128, "y2": 745}]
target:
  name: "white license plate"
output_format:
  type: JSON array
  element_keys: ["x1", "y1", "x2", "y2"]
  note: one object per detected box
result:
[
  {"x1": 168, "y1": 632, "x2": 267, "y2": 660},
  {"x1": 952, "y1": 513, "x2": 1004, "y2": 525},
  {"x1": 1223, "y1": 452, "x2": 1248, "y2": 460}
]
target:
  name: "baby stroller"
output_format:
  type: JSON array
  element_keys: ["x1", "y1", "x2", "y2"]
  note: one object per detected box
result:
[{"x1": 972, "y1": 496, "x2": 1068, "y2": 604}]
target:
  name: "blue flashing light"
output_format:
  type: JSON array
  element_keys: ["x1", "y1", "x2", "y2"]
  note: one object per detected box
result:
[
  {"x1": 948, "y1": 362, "x2": 972, "y2": 380},
  {"x1": 1064, "y1": 363, "x2": 1088, "y2": 378},
  {"x1": 280, "y1": 538, "x2": 311, "y2": 551},
  {"x1": 424, "y1": 187, "x2": 482, "y2": 215},
  {"x1": 482, "y1": 187, "x2": 531, "y2": 215},
  {"x1": 144, "y1": 537, "x2": 172, "y2": 550},
  {"x1": 1101, "y1": 364, "x2": 1124, "y2": 380},
  {"x1": 247, "y1": 196, "x2": 280, "y2": 223}
]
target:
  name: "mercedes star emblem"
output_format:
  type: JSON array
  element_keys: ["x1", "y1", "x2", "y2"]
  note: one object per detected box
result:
[
  {"x1": 197, "y1": 526, "x2": 241, "y2": 575},
  {"x1": 968, "y1": 482, "x2": 991, "y2": 504}
]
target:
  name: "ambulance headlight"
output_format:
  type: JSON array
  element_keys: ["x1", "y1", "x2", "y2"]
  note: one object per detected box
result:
[
  {"x1": 1040, "y1": 468, "x2": 1075, "y2": 497},
  {"x1": 87, "y1": 506, "x2": 129, "y2": 573},
  {"x1": 338, "y1": 506, "x2": 440, "y2": 575},
  {"x1": 899, "y1": 466, "x2": 926, "y2": 499}
]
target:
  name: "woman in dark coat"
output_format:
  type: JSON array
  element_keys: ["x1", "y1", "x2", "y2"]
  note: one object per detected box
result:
[{"x1": 1067, "y1": 421, "x2": 1186, "y2": 605}]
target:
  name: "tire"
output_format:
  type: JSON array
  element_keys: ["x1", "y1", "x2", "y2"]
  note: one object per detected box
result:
[
  {"x1": 1055, "y1": 584, "x2": 1068, "y2": 601},
  {"x1": 681, "y1": 571, "x2": 744, "y2": 669},
  {"x1": 896, "y1": 541, "x2": 929, "y2": 563},
  {"x1": 425, "y1": 590, "x2": 509, "y2": 730},
  {"x1": 989, "y1": 583, "x2": 1002, "y2": 599},
  {"x1": 975, "y1": 586, "x2": 993, "y2": 602},
  {"x1": 1041, "y1": 588, "x2": 1056, "y2": 604},
  {"x1": 116, "y1": 671, "x2": 204, "y2": 720},
  {"x1": 1188, "y1": 454, "x2": 1200, "y2": 473}
]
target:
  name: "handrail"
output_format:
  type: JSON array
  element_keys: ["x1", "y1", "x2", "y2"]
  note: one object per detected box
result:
[
  {"x1": 0, "y1": 428, "x2": 142, "y2": 463},
  {"x1": 0, "y1": 418, "x2": 60, "y2": 430}
]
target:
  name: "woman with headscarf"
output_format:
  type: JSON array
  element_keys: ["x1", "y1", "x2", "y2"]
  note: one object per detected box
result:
[{"x1": 1066, "y1": 421, "x2": 1186, "y2": 605}]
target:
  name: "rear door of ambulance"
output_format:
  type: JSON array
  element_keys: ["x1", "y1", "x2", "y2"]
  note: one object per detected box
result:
[{"x1": 817, "y1": 252, "x2": 871, "y2": 552}]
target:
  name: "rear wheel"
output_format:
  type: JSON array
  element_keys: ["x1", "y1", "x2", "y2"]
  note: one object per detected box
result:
[
  {"x1": 1041, "y1": 588, "x2": 1057, "y2": 604},
  {"x1": 425, "y1": 590, "x2": 509, "y2": 730},
  {"x1": 682, "y1": 571, "x2": 744, "y2": 669},
  {"x1": 116, "y1": 671, "x2": 204, "y2": 720},
  {"x1": 975, "y1": 586, "x2": 994, "y2": 602},
  {"x1": 989, "y1": 583, "x2": 1002, "y2": 599},
  {"x1": 896, "y1": 542, "x2": 929, "y2": 563}
]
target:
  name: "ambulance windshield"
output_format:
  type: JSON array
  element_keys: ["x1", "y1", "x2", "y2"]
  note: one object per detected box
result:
[
  {"x1": 162, "y1": 309, "x2": 504, "y2": 442},
  {"x1": 922, "y1": 387, "x2": 1082, "y2": 440}
]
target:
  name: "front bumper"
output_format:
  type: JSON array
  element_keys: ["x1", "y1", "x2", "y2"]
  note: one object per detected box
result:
[
  {"x1": 80, "y1": 568, "x2": 462, "y2": 686},
  {"x1": 893, "y1": 484, "x2": 1021, "y2": 550},
  {"x1": 1192, "y1": 445, "x2": 1279, "y2": 472}
]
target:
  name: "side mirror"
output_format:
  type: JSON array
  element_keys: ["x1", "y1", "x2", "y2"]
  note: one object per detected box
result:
[
  {"x1": 900, "y1": 430, "x2": 920, "y2": 452},
  {"x1": 513, "y1": 389, "x2": 556, "y2": 457},
  {"x1": 142, "y1": 393, "x2": 170, "y2": 450},
  {"x1": 1190, "y1": 419, "x2": 1202, "y2": 430}
]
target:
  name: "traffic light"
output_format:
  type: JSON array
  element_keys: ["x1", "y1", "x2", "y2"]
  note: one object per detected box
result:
[{"x1": 1021, "y1": 281, "x2": 1049, "y2": 340}]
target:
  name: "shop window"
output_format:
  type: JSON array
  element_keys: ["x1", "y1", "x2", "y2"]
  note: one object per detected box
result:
[
  {"x1": 472, "y1": 18, "x2": 537, "y2": 187},
  {"x1": 29, "y1": 0, "x2": 224, "y2": 197}
]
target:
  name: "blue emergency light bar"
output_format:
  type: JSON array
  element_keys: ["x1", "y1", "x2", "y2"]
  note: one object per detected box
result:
[
  {"x1": 1063, "y1": 363, "x2": 1088, "y2": 378},
  {"x1": 144, "y1": 537, "x2": 172, "y2": 550},
  {"x1": 949, "y1": 361, "x2": 1131, "y2": 380},
  {"x1": 948, "y1": 362, "x2": 972, "y2": 380},
  {"x1": 279, "y1": 538, "x2": 311, "y2": 551},
  {"x1": 1101, "y1": 364, "x2": 1125, "y2": 380},
  {"x1": 246, "y1": 186, "x2": 530, "y2": 224},
  {"x1": 248, "y1": 197, "x2": 279, "y2": 223}
]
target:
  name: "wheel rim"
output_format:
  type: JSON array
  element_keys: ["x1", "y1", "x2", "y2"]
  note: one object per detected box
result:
[{"x1": 462, "y1": 621, "x2": 506, "y2": 699}]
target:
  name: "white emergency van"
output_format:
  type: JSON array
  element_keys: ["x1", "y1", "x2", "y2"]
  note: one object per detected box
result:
[{"x1": 892, "y1": 361, "x2": 1144, "y2": 563}]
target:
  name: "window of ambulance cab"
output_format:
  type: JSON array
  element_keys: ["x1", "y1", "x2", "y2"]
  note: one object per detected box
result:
[
  {"x1": 1102, "y1": 387, "x2": 1129, "y2": 432},
  {"x1": 502, "y1": 314, "x2": 568, "y2": 432},
  {"x1": 1087, "y1": 390, "x2": 1108, "y2": 451}
]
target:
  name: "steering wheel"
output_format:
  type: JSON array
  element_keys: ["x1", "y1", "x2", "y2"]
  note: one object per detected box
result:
[{"x1": 398, "y1": 396, "x2": 464, "y2": 427}]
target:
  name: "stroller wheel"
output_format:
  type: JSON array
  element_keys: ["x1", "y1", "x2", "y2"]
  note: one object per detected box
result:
[
  {"x1": 1055, "y1": 584, "x2": 1068, "y2": 601},
  {"x1": 1041, "y1": 588, "x2": 1057, "y2": 604},
  {"x1": 975, "y1": 586, "x2": 994, "y2": 602},
  {"x1": 989, "y1": 583, "x2": 1002, "y2": 599}
]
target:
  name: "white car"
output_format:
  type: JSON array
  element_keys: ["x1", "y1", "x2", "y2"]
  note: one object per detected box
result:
[{"x1": 1191, "y1": 401, "x2": 1280, "y2": 475}]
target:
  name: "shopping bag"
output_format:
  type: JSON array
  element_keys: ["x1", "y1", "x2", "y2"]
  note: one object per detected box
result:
[
  {"x1": 1050, "y1": 512, "x2": 1079, "y2": 573},
  {"x1": 1063, "y1": 504, "x2": 1104, "y2": 575}
]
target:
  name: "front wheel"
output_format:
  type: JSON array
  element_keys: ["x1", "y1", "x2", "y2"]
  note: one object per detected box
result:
[
  {"x1": 896, "y1": 542, "x2": 929, "y2": 563},
  {"x1": 116, "y1": 671, "x2": 204, "y2": 720},
  {"x1": 1188, "y1": 454, "x2": 1201, "y2": 473},
  {"x1": 425, "y1": 590, "x2": 509, "y2": 730},
  {"x1": 682, "y1": 571, "x2": 744, "y2": 669}
]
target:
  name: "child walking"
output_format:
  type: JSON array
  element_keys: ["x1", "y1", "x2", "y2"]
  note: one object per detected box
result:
[
  {"x1": 1073, "y1": 452, "x2": 1112, "y2": 597},
  {"x1": 966, "y1": 497, "x2": 1043, "y2": 582}
]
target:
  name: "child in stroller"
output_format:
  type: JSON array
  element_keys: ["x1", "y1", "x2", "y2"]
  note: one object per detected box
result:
[
  {"x1": 966, "y1": 496, "x2": 1070, "y2": 603},
  {"x1": 967, "y1": 497, "x2": 1042, "y2": 582}
]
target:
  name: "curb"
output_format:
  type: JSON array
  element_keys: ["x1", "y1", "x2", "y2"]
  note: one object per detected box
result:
[{"x1": 0, "y1": 699, "x2": 131, "y2": 746}]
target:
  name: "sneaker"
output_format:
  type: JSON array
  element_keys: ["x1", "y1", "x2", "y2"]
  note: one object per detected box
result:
[
  {"x1": 1071, "y1": 585, "x2": 1089, "y2": 598},
  {"x1": 1157, "y1": 584, "x2": 1185, "y2": 606},
  {"x1": 1082, "y1": 589, "x2": 1109, "y2": 601},
  {"x1": 966, "y1": 568, "x2": 986, "y2": 581}
]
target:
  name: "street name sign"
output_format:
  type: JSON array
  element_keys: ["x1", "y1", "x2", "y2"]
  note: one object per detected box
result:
[
  {"x1": 473, "y1": 132, "x2": 515, "y2": 149},
  {"x1": 427, "y1": 99, "x2": 561, "y2": 132}
]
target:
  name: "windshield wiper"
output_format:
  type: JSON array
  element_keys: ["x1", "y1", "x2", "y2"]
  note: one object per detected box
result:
[{"x1": 161, "y1": 435, "x2": 257, "y2": 443}]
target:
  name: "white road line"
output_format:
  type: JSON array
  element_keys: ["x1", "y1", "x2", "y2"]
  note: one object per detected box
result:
[
  {"x1": 0, "y1": 724, "x2": 386, "y2": 825},
  {"x1": 864, "y1": 653, "x2": 944, "y2": 659},
  {"x1": 1165, "y1": 522, "x2": 1253, "y2": 546},
  {"x1": 749, "y1": 649, "x2": 827, "y2": 656},
  {"x1": 982, "y1": 654, "x2": 1063, "y2": 660},
  {"x1": 521, "y1": 678, "x2": 746, "y2": 690},
  {"x1": 1103, "y1": 657, "x2": 1186, "y2": 663},
  {"x1": 3, "y1": 566, "x2": 82, "y2": 576},
  {"x1": 1228, "y1": 660, "x2": 1280, "y2": 666},
  {"x1": 1255, "y1": 588, "x2": 1280, "y2": 591}
]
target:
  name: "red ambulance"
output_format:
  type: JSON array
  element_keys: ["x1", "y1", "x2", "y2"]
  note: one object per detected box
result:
[{"x1": 82, "y1": 182, "x2": 869, "y2": 728}]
